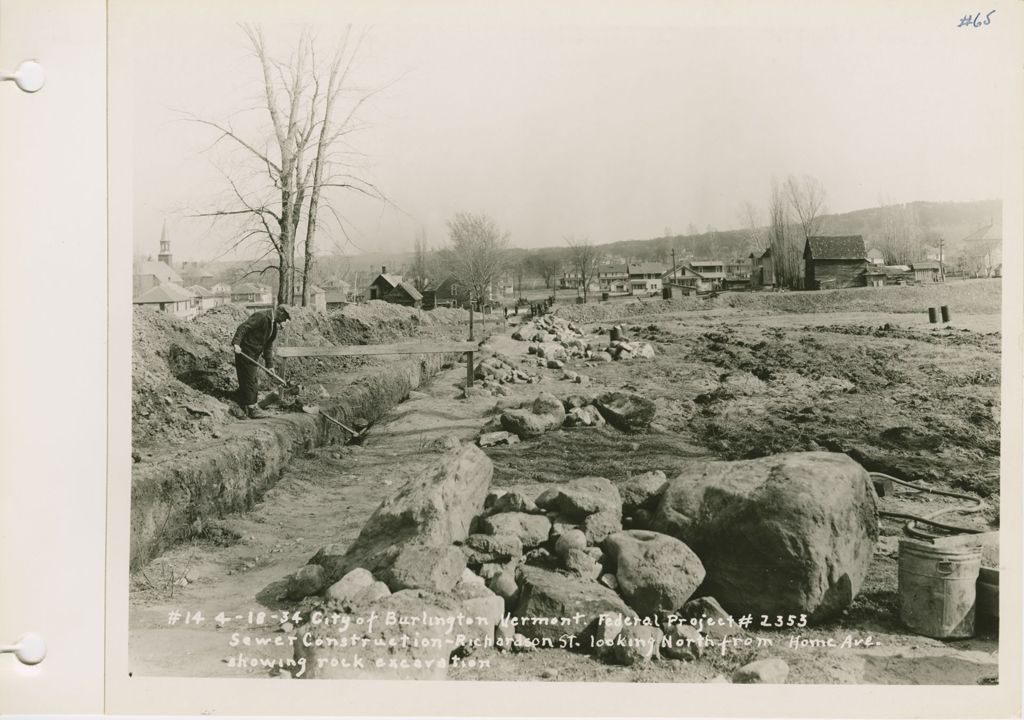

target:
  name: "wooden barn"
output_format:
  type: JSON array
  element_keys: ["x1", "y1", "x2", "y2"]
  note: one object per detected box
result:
[{"x1": 804, "y1": 236, "x2": 867, "y2": 290}]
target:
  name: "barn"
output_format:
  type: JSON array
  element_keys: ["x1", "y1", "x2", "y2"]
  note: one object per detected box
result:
[
  {"x1": 382, "y1": 282, "x2": 423, "y2": 308},
  {"x1": 804, "y1": 236, "x2": 867, "y2": 290}
]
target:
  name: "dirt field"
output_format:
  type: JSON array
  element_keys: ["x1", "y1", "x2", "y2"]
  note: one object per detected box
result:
[{"x1": 129, "y1": 280, "x2": 1001, "y2": 684}]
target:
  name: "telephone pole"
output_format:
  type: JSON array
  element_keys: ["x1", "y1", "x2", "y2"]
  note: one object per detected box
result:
[{"x1": 938, "y1": 236, "x2": 945, "y2": 282}]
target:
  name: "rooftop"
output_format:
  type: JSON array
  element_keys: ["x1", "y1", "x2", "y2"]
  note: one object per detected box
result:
[
  {"x1": 134, "y1": 282, "x2": 195, "y2": 304},
  {"x1": 805, "y1": 235, "x2": 866, "y2": 260}
]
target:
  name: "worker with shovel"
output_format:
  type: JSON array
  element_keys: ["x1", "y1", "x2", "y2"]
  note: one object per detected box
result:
[{"x1": 231, "y1": 304, "x2": 291, "y2": 418}]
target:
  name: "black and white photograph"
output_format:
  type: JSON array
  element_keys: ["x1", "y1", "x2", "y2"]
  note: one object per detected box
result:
[{"x1": 105, "y1": 0, "x2": 1021, "y2": 713}]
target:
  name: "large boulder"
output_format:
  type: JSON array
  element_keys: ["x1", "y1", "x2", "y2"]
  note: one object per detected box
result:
[
  {"x1": 514, "y1": 566, "x2": 634, "y2": 642},
  {"x1": 602, "y1": 530, "x2": 705, "y2": 618},
  {"x1": 595, "y1": 392, "x2": 657, "y2": 432},
  {"x1": 500, "y1": 393, "x2": 565, "y2": 438},
  {"x1": 383, "y1": 543, "x2": 466, "y2": 594},
  {"x1": 651, "y1": 452, "x2": 878, "y2": 619},
  {"x1": 310, "y1": 445, "x2": 493, "y2": 590}
]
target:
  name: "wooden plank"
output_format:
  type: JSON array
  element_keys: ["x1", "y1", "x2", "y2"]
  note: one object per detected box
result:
[{"x1": 277, "y1": 341, "x2": 480, "y2": 358}]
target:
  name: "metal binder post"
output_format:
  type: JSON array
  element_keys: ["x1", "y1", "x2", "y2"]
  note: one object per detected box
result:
[
  {"x1": 0, "y1": 633, "x2": 46, "y2": 665},
  {"x1": 0, "y1": 60, "x2": 46, "y2": 93}
]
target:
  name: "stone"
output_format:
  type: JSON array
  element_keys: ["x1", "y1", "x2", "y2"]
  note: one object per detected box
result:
[
  {"x1": 594, "y1": 351, "x2": 613, "y2": 363},
  {"x1": 324, "y1": 567, "x2": 375, "y2": 605},
  {"x1": 599, "y1": 573, "x2": 619, "y2": 591},
  {"x1": 611, "y1": 625, "x2": 664, "y2": 665},
  {"x1": 619, "y1": 470, "x2": 669, "y2": 515},
  {"x1": 548, "y1": 514, "x2": 578, "y2": 539},
  {"x1": 595, "y1": 392, "x2": 657, "y2": 433},
  {"x1": 562, "y1": 394, "x2": 594, "y2": 411},
  {"x1": 582, "y1": 511, "x2": 623, "y2": 545},
  {"x1": 532, "y1": 392, "x2": 566, "y2": 422},
  {"x1": 500, "y1": 409, "x2": 557, "y2": 438},
  {"x1": 678, "y1": 596, "x2": 748, "y2": 642},
  {"x1": 462, "y1": 533, "x2": 524, "y2": 565},
  {"x1": 602, "y1": 530, "x2": 705, "y2": 618},
  {"x1": 514, "y1": 566, "x2": 634, "y2": 642},
  {"x1": 383, "y1": 543, "x2": 466, "y2": 594},
  {"x1": 462, "y1": 592, "x2": 506, "y2": 638},
  {"x1": 351, "y1": 581, "x2": 391, "y2": 605},
  {"x1": 453, "y1": 567, "x2": 489, "y2": 599},
  {"x1": 564, "y1": 406, "x2": 605, "y2": 427},
  {"x1": 478, "y1": 561, "x2": 515, "y2": 581},
  {"x1": 535, "y1": 476, "x2": 622, "y2": 521},
  {"x1": 634, "y1": 343, "x2": 656, "y2": 359},
  {"x1": 588, "y1": 612, "x2": 625, "y2": 659},
  {"x1": 285, "y1": 564, "x2": 327, "y2": 600},
  {"x1": 478, "y1": 431, "x2": 517, "y2": 447},
  {"x1": 487, "y1": 571, "x2": 519, "y2": 606},
  {"x1": 547, "y1": 359, "x2": 565, "y2": 370},
  {"x1": 660, "y1": 623, "x2": 705, "y2": 661},
  {"x1": 561, "y1": 370, "x2": 578, "y2": 382},
  {"x1": 310, "y1": 445, "x2": 492, "y2": 587},
  {"x1": 732, "y1": 658, "x2": 790, "y2": 684},
  {"x1": 554, "y1": 529, "x2": 588, "y2": 558},
  {"x1": 489, "y1": 491, "x2": 540, "y2": 514},
  {"x1": 563, "y1": 548, "x2": 602, "y2": 580},
  {"x1": 480, "y1": 512, "x2": 553, "y2": 548},
  {"x1": 651, "y1": 452, "x2": 878, "y2": 619},
  {"x1": 294, "y1": 589, "x2": 458, "y2": 679}
]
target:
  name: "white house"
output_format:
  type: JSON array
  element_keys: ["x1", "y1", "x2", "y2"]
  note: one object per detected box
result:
[{"x1": 133, "y1": 282, "x2": 197, "y2": 320}]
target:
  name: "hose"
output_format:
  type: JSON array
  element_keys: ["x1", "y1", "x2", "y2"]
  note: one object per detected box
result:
[{"x1": 871, "y1": 471, "x2": 987, "y2": 540}]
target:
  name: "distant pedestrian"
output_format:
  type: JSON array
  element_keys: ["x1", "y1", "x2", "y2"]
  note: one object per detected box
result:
[{"x1": 231, "y1": 304, "x2": 291, "y2": 418}]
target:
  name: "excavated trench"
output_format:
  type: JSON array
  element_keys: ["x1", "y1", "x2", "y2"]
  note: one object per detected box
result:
[{"x1": 130, "y1": 351, "x2": 459, "y2": 570}]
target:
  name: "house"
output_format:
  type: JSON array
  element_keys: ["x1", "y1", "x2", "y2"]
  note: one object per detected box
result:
[
  {"x1": 559, "y1": 269, "x2": 600, "y2": 292},
  {"x1": 210, "y1": 282, "x2": 232, "y2": 298},
  {"x1": 724, "y1": 258, "x2": 752, "y2": 279},
  {"x1": 133, "y1": 282, "x2": 197, "y2": 320},
  {"x1": 178, "y1": 261, "x2": 217, "y2": 289},
  {"x1": 292, "y1": 284, "x2": 327, "y2": 311},
  {"x1": 911, "y1": 262, "x2": 942, "y2": 283},
  {"x1": 133, "y1": 259, "x2": 182, "y2": 297},
  {"x1": 368, "y1": 266, "x2": 402, "y2": 300},
  {"x1": 862, "y1": 265, "x2": 914, "y2": 287},
  {"x1": 187, "y1": 285, "x2": 224, "y2": 312},
  {"x1": 423, "y1": 275, "x2": 469, "y2": 309},
  {"x1": 803, "y1": 236, "x2": 867, "y2": 290},
  {"x1": 323, "y1": 281, "x2": 352, "y2": 309},
  {"x1": 597, "y1": 264, "x2": 630, "y2": 293},
  {"x1": 628, "y1": 262, "x2": 669, "y2": 294},
  {"x1": 749, "y1": 248, "x2": 775, "y2": 289},
  {"x1": 382, "y1": 282, "x2": 423, "y2": 308},
  {"x1": 231, "y1": 282, "x2": 273, "y2": 305},
  {"x1": 866, "y1": 247, "x2": 886, "y2": 266},
  {"x1": 958, "y1": 222, "x2": 1002, "y2": 277}
]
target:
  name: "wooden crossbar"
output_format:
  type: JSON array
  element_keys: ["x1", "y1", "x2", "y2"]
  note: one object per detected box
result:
[{"x1": 277, "y1": 341, "x2": 480, "y2": 358}]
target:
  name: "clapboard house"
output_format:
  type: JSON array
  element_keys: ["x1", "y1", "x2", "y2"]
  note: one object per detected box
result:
[
  {"x1": 383, "y1": 282, "x2": 423, "y2": 308},
  {"x1": 804, "y1": 236, "x2": 867, "y2": 290}
]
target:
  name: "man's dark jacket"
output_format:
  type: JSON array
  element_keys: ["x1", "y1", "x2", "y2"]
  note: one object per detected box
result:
[{"x1": 232, "y1": 309, "x2": 279, "y2": 367}]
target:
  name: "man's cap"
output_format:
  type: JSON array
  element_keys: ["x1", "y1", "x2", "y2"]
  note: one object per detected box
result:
[{"x1": 275, "y1": 304, "x2": 291, "y2": 322}]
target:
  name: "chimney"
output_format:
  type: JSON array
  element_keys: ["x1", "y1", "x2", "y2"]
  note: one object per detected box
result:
[{"x1": 381, "y1": 265, "x2": 387, "y2": 274}]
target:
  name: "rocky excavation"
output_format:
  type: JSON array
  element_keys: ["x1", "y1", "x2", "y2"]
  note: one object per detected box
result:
[{"x1": 129, "y1": 281, "x2": 1001, "y2": 684}]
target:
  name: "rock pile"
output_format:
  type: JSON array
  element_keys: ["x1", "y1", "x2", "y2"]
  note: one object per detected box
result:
[
  {"x1": 473, "y1": 354, "x2": 539, "y2": 397},
  {"x1": 487, "y1": 391, "x2": 657, "y2": 442},
  {"x1": 263, "y1": 449, "x2": 875, "y2": 680}
]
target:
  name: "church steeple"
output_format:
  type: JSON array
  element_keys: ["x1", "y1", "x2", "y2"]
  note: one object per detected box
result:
[{"x1": 158, "y1": 220, "x2": 172, "y2": 267}]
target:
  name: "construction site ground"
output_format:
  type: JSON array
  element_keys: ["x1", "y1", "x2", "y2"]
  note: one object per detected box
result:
[{"x1": 129, "y1": 281, "x2": 1002, "y2": 684}]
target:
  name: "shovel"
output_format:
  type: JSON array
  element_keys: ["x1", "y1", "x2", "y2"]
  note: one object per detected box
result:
[
  {"x1": 302, "y1": 405, "x2": 369, "y2": 444},
  {"x1": 237, "y1": 350, "x2": 294, "y2": 387}
]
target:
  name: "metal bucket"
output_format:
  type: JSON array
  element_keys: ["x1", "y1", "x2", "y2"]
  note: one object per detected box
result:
[
  {"x1": 976, "y1": 567, "x2": 999, "y2": 619},
  {"x1": 899, "y1": 538, "x2": 981, "y2": 639}
]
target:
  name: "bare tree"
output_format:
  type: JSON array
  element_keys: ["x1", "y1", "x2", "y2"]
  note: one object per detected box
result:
[
  {"x1": 740, "y1": 201, "x2": 770, "y2": 254},
  {"x1": 878, "y1": 196, "x2": 923, "y2": 265},
  {"x1": 564, "y1": 235, "x2": 602, "y2": 303},
  {"x1": 410, "y1": 227, "x2": 432, "y2": 293},
  {"x1": 768, "y1": 177, "x2": 801, "y2": 288},
  {"x1": 439, "y1": 213, "x2": 510, "y2": 308},
  {"x1": 188, "y1": 25, "x2": 387, "y2": 306},
  {"x1": 785, "y1": 175, "x2": 828, "y2": 242}
]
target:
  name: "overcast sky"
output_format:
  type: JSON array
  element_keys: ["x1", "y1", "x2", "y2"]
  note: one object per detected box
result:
[{"x1": 120, "y1": 0, "x2": 1016, "y2": 262}]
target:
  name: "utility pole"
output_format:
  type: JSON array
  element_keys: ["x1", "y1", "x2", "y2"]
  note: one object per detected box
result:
[
  {"x1": 938, "y1": 236, "x2": 945, "y2": 282},
  {"x1": 671, "y1": 248, "x2": 677, "y2": 284}
]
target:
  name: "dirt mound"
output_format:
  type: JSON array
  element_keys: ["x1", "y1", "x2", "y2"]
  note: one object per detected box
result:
[
  {"x1": 132, "y1": 302, "x2": 475, "y2": 452},
  {"x1": 554, "y1": 280, "x2": 1001, "y2": 324}
]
